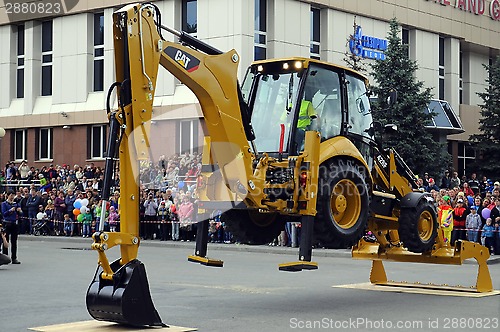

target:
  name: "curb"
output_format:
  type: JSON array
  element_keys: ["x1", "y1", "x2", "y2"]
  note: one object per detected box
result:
[
  {"x1": 19, "y1": 235, "x2": 352, "y2": 258},
  {"x1": 19, "y1": 235, "x2": 500, "y2": 263}
]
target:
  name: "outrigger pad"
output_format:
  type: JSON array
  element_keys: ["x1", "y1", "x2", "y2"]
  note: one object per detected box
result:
[{"x1": 86, "y1": 259, "x2": 165, "y2": 327}]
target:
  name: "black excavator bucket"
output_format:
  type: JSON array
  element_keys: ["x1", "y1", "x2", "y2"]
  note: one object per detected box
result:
[{"x1": 86, "y1": 258, "x2": 165, "y2": 327}]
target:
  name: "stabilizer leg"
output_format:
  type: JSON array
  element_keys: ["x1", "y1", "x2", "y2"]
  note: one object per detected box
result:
[
  {"x1": 188, "y1": 214, "x2": 223, "y2": 267},
  {"x1": 370, "y1": 260, "x2": 387, "y2": 284},
  {"x1": 279, "y1": 215, "x2": 318, "y2": 271}
]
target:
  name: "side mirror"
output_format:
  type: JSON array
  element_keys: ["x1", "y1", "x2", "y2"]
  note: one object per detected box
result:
[{"x1": 365, "y1": 121, "x2": 383, "y2": 137}]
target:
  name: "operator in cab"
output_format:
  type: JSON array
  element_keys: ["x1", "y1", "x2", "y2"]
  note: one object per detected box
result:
[{"x1": 294, "y1": 88, "x2": 318, "y2": 153}]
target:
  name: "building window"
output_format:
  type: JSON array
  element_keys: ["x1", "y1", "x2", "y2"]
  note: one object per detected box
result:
[
  {"x1": 17, "y1": 24, "x2": 25, "y2": 98},
  {"x1": 14, "y1": 129, "x2": 27, "y2": 161},
  {"x1": 459, "y1": 50, "x2": 463, "y2": 104},
  {"x1": 456, "y1": 141, "x2": 475, "y2": 177},
  {"x1": 182, "y1": 0, "x2": 197, "y2": 36},
  {"x1": 94, "y1": 13, "x2": 104, "y2": 92},
  {"x1": 402, "y1": 28, "x2": 409, "y2": 58},
  {"x1": 254, "y1": 0, "x2": 267, "y2": 60},
  {"x1": 310, "y1": 7, "x2": 320, "y2": 60},
  {"x1": 178, "y1": 119, "x2": 198, "y2": 154},
  {"x1": 438, "y1": 36, "x2": 445, "y2": 100},
  {"x1": 41, "y1": 20, "x2": 53, "y2": 96},
  {"x1": 90, "y1": 125, "x2": 107, "y2": 159},
  {"x1": 38, "y1": 128, "x2": 53, "y2": 160}
]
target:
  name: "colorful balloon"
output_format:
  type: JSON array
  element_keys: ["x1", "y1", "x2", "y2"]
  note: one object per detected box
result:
[
  {"x1": 482, "y1": 208, "x2": 491, "y2": 220},
  {"x1": 74, "y1": 199, "x2": 82, "y2": 209},
  {"x1": 77, "y1": 214, "x2": 84, "y2": 222},
  {"x1": 73, "y1": 208, "x2": 80, "y2": 216},
  {"x1": 81, "y1": 198, "x2": 89, "y2": 207}
]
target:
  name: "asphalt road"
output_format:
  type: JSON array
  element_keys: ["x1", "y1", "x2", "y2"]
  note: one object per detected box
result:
[{"x1": 1, "y1": 236, "x2": 499, "y2": 332}]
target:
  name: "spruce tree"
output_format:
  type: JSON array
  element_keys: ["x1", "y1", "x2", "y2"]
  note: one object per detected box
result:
[
  {"x1": 370, "y1": 18, "x2": 450, "y2": 177},
  {"x1": 343, "y1": 16, "x2": 367, "y2": 73},
  {"x1": 470, "y1": 56, "x2": 500, "y2": 177}
]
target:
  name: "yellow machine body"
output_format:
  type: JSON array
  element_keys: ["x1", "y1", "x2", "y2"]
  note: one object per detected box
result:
[{"x1": 86, "y1": 2, "x2": 494, "y2": 328}]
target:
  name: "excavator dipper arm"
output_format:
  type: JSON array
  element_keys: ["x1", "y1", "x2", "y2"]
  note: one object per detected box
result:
[{"x1": 86, "y1": 2, "x2": 269, "y2": 327}]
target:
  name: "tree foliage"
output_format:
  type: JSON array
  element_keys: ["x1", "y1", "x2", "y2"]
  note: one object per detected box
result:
[
  {"x1": 370, "y1": 18, "x2": 450, "y2": 176},
  {"x1": 470, "y1": 56, "x2": 500, "y2": 177}
]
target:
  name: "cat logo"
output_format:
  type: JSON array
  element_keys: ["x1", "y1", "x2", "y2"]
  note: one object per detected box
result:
[{"x1": 165, "y1": 46, "x2": 200, "y2": 73}]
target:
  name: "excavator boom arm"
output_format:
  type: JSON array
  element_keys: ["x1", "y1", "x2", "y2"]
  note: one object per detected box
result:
[{"x1": 113, "y1": 3, "x2": 264, "y2": 209}]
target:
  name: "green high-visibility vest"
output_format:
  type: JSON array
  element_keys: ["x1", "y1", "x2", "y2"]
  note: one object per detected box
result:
[{"x1": 297, "y1": 100, "x2": 317, "y2": 130}]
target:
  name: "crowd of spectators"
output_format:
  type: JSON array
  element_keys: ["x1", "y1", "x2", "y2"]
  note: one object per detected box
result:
[
  {"x1": 419, "y1": 170, "x2": 500, "y2": 255},
  {"x1": 1, "y1": 159, "x2": 499, "y2": 252},
  {"x1": 0, "y1": 151, "x2": 238, "y2": 243}
]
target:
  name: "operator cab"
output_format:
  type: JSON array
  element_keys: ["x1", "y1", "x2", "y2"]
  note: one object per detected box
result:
[{"x1": 241, "y1": 58, "x2": 374, "y2": 159}]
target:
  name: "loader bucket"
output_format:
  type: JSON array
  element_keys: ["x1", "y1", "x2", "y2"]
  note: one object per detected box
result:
[{"x1": 86, "y1": 258, "x2": 165, "y2": 327}]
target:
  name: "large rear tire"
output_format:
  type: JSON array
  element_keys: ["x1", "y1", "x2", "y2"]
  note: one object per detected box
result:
[
  {"x1": 222, "y1": 209, "x2": 285, "y2": 245},
  {"x1": 314, "y1": 159, "x2": 370, "y2": 249},
  {"x1": 398, "y1": 199, "x2": 438, "y2": 253}
]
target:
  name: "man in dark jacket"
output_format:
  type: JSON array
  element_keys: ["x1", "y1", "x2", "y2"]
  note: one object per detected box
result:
[
  {"x1": 25, "y1": 188, "x2": 41, "y2": 234},
  {"x1": 65, "y1": 189, "x2": 77, "y2": 220},
  {"x1": 1, "y1": 190, "x2": 22, "y2": 264}
]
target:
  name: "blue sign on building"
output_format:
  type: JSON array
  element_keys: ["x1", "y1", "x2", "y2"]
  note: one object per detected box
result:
[{"x1": 349, "y1": 26, "x2": 387, "y2": 60}]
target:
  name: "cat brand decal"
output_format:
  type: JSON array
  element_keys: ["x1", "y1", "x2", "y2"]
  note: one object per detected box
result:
[{"x1": 165, "y1": 47, "x2": 200, "y2": 73}]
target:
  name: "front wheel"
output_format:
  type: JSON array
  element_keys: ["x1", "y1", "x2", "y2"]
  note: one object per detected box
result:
[
  {"x1": 398, "y1": 199, "x2": 438, "y2": 253},
  {"x1": 314, "y1": 159, "x2": 370, "y2": 249}
]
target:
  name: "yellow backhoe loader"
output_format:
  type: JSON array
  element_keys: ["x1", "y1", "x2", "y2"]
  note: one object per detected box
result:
[{"x1": 86, "y1": 2, "x2": 493, "y2": 327}]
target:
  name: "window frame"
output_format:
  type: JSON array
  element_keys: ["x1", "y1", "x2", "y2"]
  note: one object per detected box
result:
[
  {"x1": 254, "y1": 0, "x2": 267, "y2": 60},
  {"x1": 90, "y1": 124, "x2": 107, "y2": 159},
  {"x1": 93, "y1": 12, "x2": 104, "y2": 92},
  {"x1": 17, "y1": 24, "x2": 25, "y2": 98},
  {"x1": 310, "y1": 7, "x2": 320, "y2": 60},
  {"x1": 14, "y1": 129, "x2": 27, "y2": 161},
  {"x1": 182, "y1": 0, "x2": 197, "y2": 36},
  {"x1": 438, "y1": 36, "x2": 445, "y2": 100},
  {"x1": 38, "y1": 128, "x2": 53, "y2": 160},
  {"x1": 178, "y1": 119, "x2": 199, "y2": 155},
  {"x1": 41, "y1": 20, "x2": 53, "y2": 96}
]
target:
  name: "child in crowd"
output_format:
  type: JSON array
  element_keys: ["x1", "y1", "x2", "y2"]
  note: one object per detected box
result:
[
  {"x1": 81, "y1": 207, "x2": 93, "y2": 238},
  {"x1": 481, "y1": 218, "x2": 495, "y2": 254},
  {"x1": 438, "y1": 195, "x2": 454, "y2": 244},
  {"x1": 63, "y1": 213, "x2": 73, "y2": 237},
  {"x1": 465, "y1": 206, "x2": 481, "y2": 243},
  {"x1": 107, "y1": 206, "x2": 119, "y2": 232}
]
